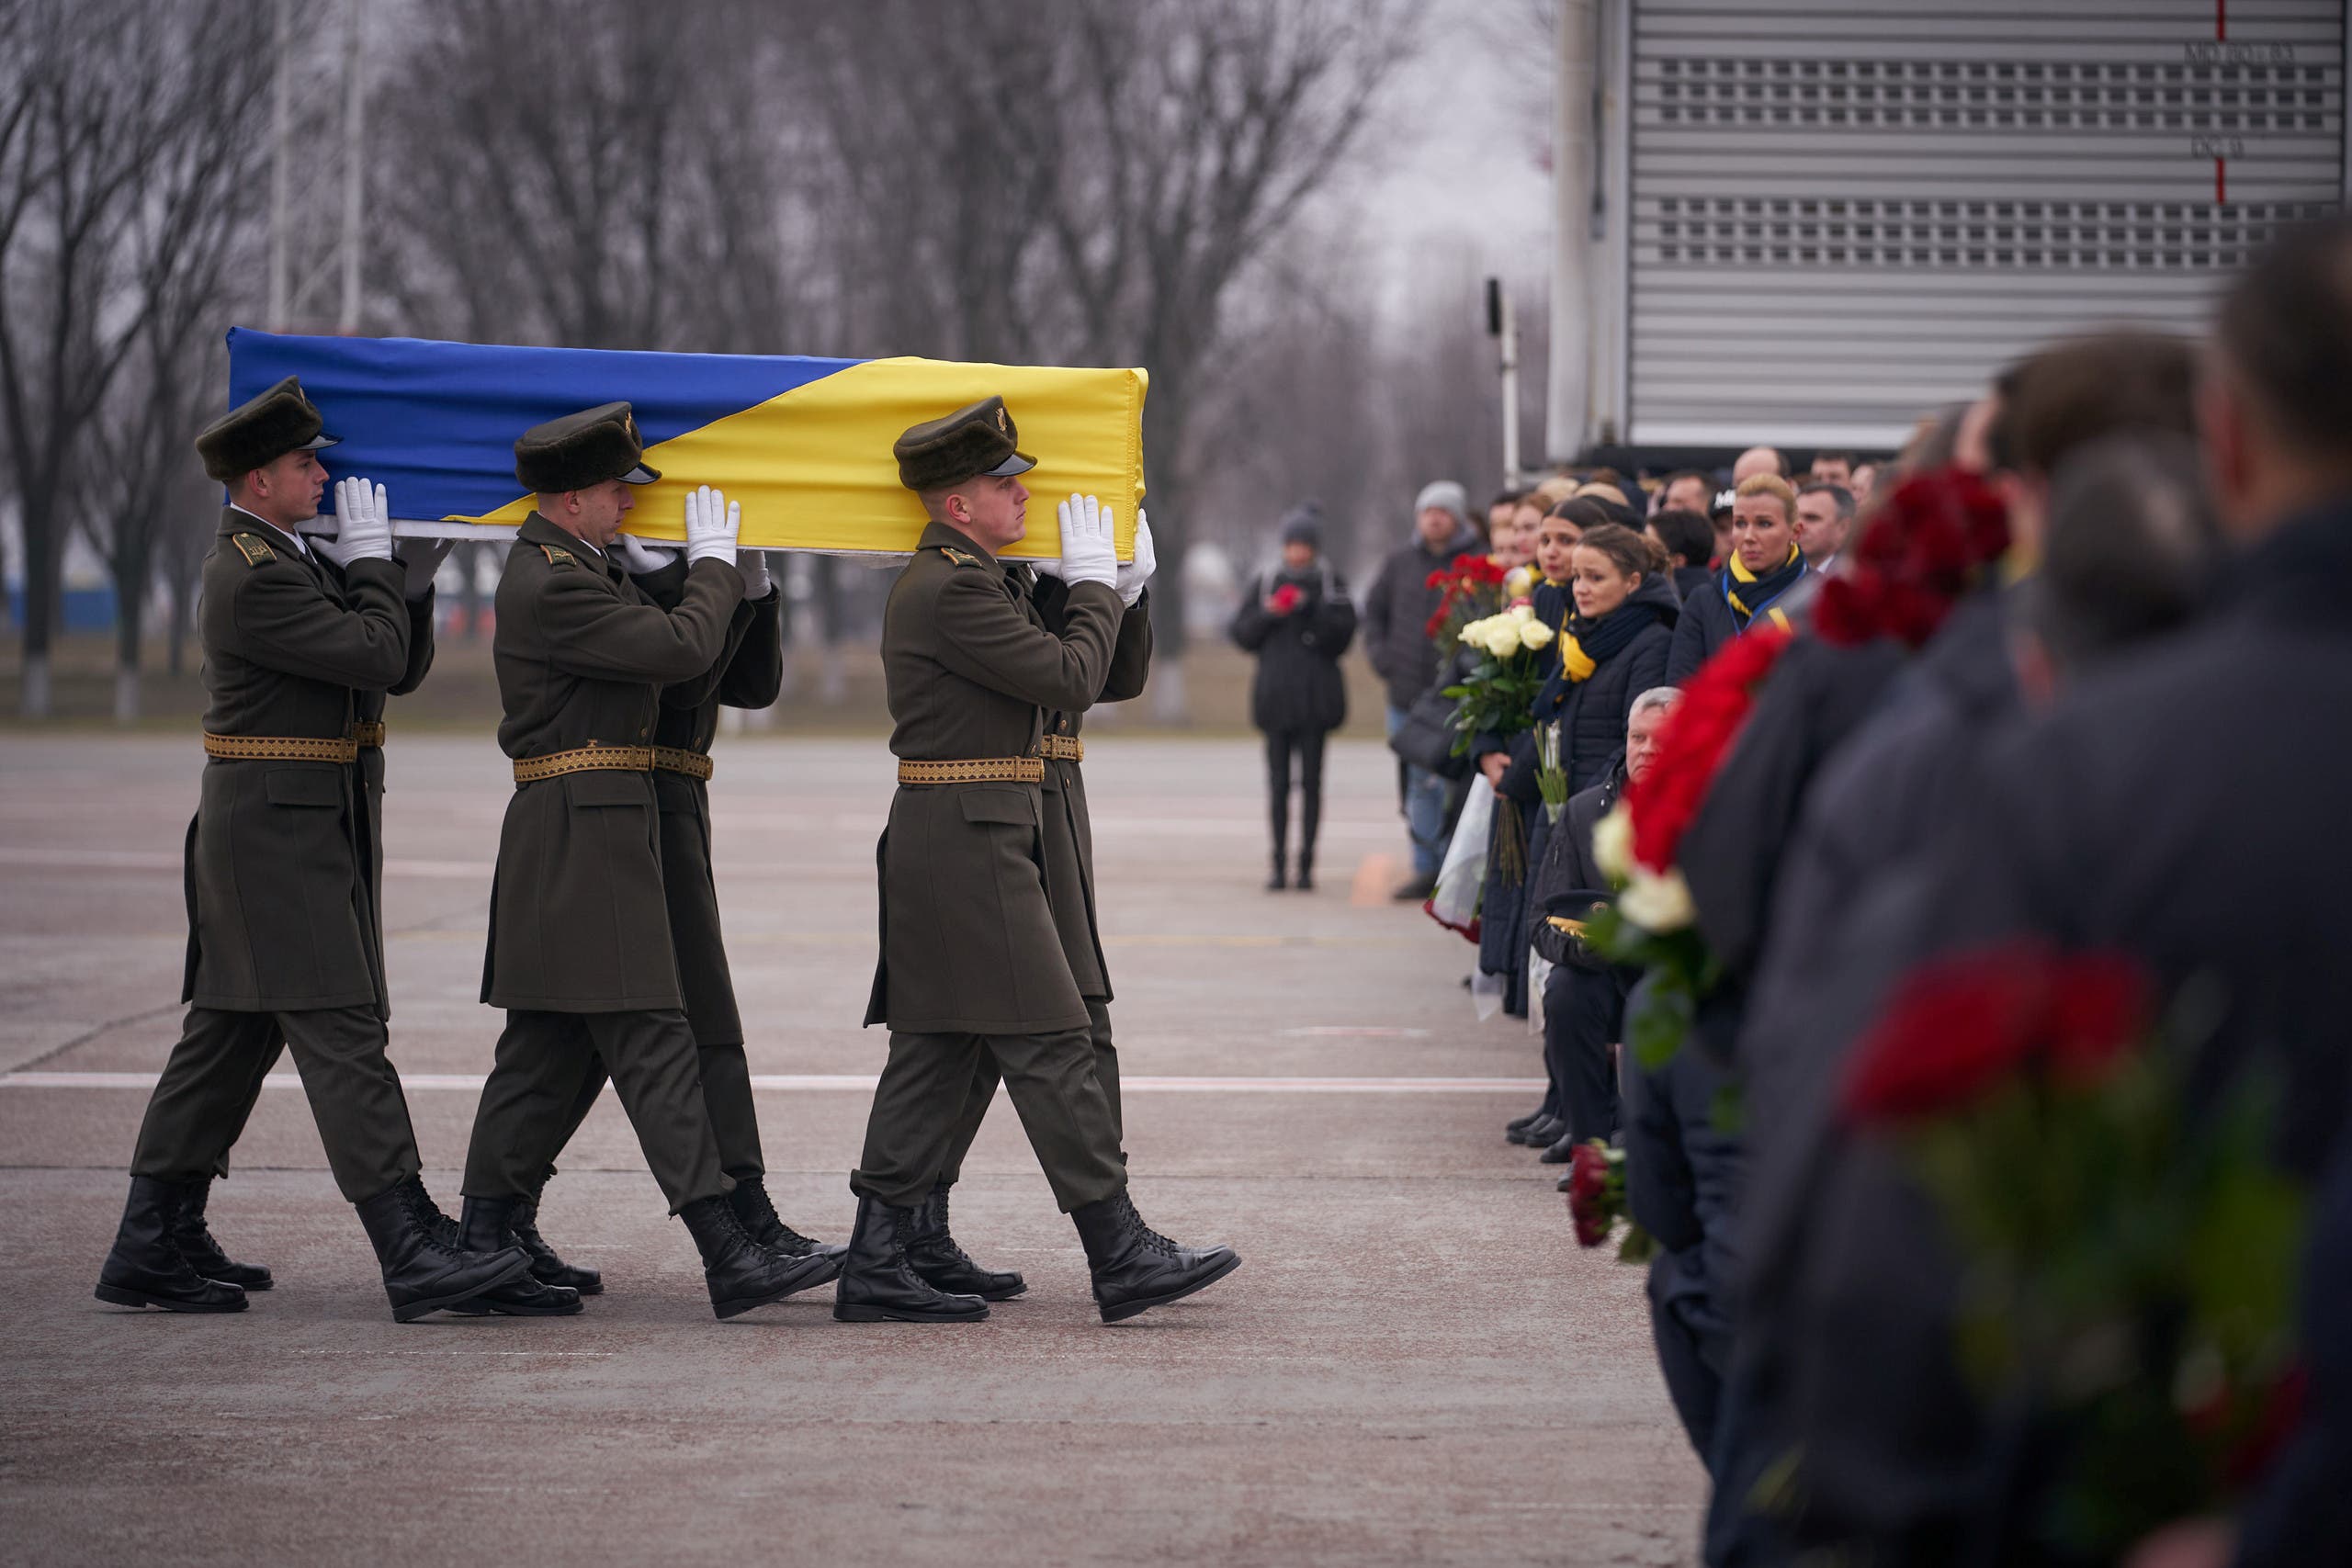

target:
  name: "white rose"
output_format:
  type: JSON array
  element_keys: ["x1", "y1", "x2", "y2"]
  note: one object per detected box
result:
[
  {"x1": 1591, "y1": 802, "x2": 1634, "y2": 883},
  {"x1": 1619, "y1": 866, "x2": 1697, "y2": 933},
  {"x1": 1483, "y1": 622, "x2": 1523, "y2": 659},
  {"x1": 1520, "y1": 620, "x2": 1555, "y2": 651},
  {"x1": 1510, "y1": 604, "x2": 1536, "y2": 622}
]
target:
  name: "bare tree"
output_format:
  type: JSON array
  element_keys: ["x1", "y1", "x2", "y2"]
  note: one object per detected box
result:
[{"x1": 73, "y1": 9, "x2": 267, "y2": 720}]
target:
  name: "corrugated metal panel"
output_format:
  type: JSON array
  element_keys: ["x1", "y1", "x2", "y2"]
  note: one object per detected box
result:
[{"x1": 1626, "y1": 0, "x2": 2346, "y2": 449}]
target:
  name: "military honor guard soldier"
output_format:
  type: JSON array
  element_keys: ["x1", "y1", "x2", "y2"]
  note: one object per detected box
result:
[
  {"x1": 456, "y1": 403, "x2": 837, "y2": 1319},
  {"x1": 840, "y1": 394, "x2": 1240, "y2": 1324},
  {"x1": 913, "y1": 495, "x2": 1159, "y2": 1302},
  {"x1": 95, "y1": 377, "x2": 543, "y2": 1321},
  {"x1": 505, "y1": 528, "x2": 846, "y2": 1295}
]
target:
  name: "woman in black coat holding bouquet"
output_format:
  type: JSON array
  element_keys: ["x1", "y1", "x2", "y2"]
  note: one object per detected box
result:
[
  {"x1": 1231, "y1": 505, "x2": 1358, "y2": 889},
  {"x1": 1501, "y1": 523, "x2": 1679, "y2": 1154}
]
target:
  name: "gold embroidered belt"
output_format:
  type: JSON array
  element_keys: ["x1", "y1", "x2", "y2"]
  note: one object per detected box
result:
[
  {"x1": 202, "y1": 732, "x2": 360, "y2": 764},
  {"x1": 512, "y1": 744, "x2": 656, "y2": 784},
  {"x1": 1038, "y1": 735, "x2": 1085, "y2": 761},
  {"x1": 650, "y1": 746, "x2": 716, "y2": 782},
  {"x1": 896, "y1": 756, "x2": 1046, "y2": 786},
  {"x1": 353, "y1": 721, "x2": 386, "y2": 749}
]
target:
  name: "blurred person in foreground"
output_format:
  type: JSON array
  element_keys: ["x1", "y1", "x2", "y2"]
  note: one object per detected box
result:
[
  {"x1": 1364, "y1": 479, "x2": 1483, "y2": 899},
  {"x1": 1231, "y1": 504, "x2": 1358, "y2": 890},
  {"x1": 1715, "y1": 224, "x2": 2352, "y2": 1563}
]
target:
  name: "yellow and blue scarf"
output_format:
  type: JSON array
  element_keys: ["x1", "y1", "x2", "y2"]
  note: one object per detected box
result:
[{"x1": 1723, "y1": 542, "x2": 1806, "y2": 633}]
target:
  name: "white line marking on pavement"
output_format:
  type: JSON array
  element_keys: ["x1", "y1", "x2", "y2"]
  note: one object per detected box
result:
[{"x1": 1, "y1": 1070, "x2": 1545, "y2": 1095}]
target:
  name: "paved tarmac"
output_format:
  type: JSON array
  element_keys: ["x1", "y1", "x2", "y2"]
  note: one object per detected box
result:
[{"x1": 0, "y1": 733, "x2": 1707, "y2": 1567}]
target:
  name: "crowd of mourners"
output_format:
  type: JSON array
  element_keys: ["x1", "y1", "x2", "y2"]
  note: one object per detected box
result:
[{"x1": 1234, "y1": 220, "x2": 2352, "y2": 1566}]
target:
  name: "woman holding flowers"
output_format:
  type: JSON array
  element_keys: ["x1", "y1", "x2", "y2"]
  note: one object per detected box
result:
[{"x1": 1231, "y1": 505, "x2": 1358, "y2": 890}]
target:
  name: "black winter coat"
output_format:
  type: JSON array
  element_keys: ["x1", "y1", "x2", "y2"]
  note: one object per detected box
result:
[
  {"x1": 1229, "y1": 563, "x2": 1357, "y2": 733},
  {"x1": 1361, "y1": 523, "x2": 1485, "y2": 710},
  {"x1": 1505, "y1": 572, "x2": 1681, "y2": 804},
  {"x1": 1730, "y1": 501, "x2": 2352, "y2": 1562},
  {"x1": 1665, "y1": 556, "x2": 1812, "y2": 684}
]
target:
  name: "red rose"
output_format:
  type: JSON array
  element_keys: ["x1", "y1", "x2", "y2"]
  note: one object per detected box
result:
[
  {"x1": 1621, "y1": 626, "x2": 1794, "y2": 873},
  {"x1": 1271, "y1": 583, "x2": 1303, "y2": 614},
  {"x1": 1566, "y1": 1141, "x2": 1614, "y2": 1247},
  {"x1": 1815, "y1": 468, "x2": 2012, "y2": 651},
  {"x1": 1839, "y1": 943, "x2": 2154, "y2": 1125}
]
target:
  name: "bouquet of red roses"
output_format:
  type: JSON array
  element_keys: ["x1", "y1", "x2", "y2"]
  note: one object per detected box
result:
[
  {"x1": 1582, "y1": 626, "x2": 1796, "y2": 1067},
  {"x1": 1423, "y1": 552, "x2": 1508, "y2": 658},
  {"x1": 1564, "y1": 1140, "x2": 1657, "y2": 1262},
  {"x1": 1840, "y1": 943, "x2": 2307, "y2": 1556}
]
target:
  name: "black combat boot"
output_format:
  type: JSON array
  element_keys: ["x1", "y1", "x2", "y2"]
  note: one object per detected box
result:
[
  {"x1": 905, "y1": 1181, "x2": 1026, "y2": 1301},
  {"x1": 170, "y1": 1176, "x2": 273, "y2": 1290},
  {"x1": 1295, "y1": 852, "x2": 1315, "y2": 892},
  {"x1": 832, "y1": 1196, "x2": 990, "y2": 1323},
  {"x1": 728, "y1": 1176, "x2": 847, "y2": 1280},
  {"x1": 510, "y1": 1185, "x2": 603, "y2": 1294},
  {"x1": 1265, "y1": 854, "x2": 1287, "y2": 891},
  {"x1": 679, "y1": 1195, "x2": 838, "y2": 1320},
  {"x1": 1069, "y1": 1192, "x2": 1241, "y2": 1324},
  {"x1": 95, "y1": 1176, "x2": 248, "y2": 1313},
  {"x1": 445, "y1": 1197, "x2": 584, "y2": 1316},
  {"x1": 353, "y1": 1176, "x2": 533, "y2": 1323}
]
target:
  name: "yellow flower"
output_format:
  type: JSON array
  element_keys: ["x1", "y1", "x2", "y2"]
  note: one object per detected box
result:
[
  {"x1": 1619, "y1": 866, "x2": 1696, "y2": 932},
  {"x1": 1519, "y1": 620, "x2": 1555, "y2": 651},
  {"x1": 1592, "y1": 803, "x2": 1634, "y2": 884},
  {"x1": 1504, "y1": 565, "x2": 1536, "y2": 599}
]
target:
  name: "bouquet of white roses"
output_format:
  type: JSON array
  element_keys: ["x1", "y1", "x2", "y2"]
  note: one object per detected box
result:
[{"x1": 1441, "y1": 606, "x2": 1556, "y2": 758}]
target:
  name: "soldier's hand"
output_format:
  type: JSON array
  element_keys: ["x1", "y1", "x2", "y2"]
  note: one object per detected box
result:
[
  {"x1": 1115, "y1": 509, "x2": 1157, "y2": 606},
  {"x1": 1055, "y1": 492, "x2": 1116, "y2": 590},
  {"x1": 684, "y1": 484, "x2": 740, "y2": 569},
  {"x1": 612, "y1": 535, "x2": 681, "y2": 575},
  {"x1": 397, "y1": 536, "x2": 455, "y2": 600},
  {"x1": 736, "y1": 548, "x2": 774, "y2": 599},
  {"x1": 332, "y1": 477, "x2": 395, "y2": 562}
]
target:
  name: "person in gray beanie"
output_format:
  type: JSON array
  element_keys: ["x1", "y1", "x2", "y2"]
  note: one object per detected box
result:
[
  {"x1": 1361, "y1": 479, "x2": 1484, "y2": 897},
  {"x1": 1230, "y1": 503, "x2": 1357, "y2": 889}
]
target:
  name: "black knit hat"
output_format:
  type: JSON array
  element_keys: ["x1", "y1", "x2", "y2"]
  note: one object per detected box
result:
[
  {"x1": 514, "y1": 402, "x2": 661, "y2": 492},
  {"x1": 894, "y1": 395, "x2": 1035, "y2": 491},
  {"x1": 195, "y1": 376, "x2": 338, "y2": 483}
]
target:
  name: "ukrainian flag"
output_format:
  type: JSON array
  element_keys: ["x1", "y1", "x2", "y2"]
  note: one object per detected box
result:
[{"x1": 226, "y1": 330, "x2": 1147, "y2": 558}]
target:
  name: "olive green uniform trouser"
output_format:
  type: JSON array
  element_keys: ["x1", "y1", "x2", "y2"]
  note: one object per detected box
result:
[
  {"x1": 461, "y1": 1009, "x2": 728, "y2": 1213},
  {"x1": 131, "y1": 1005, "x2": 421, "y2": 1203},
  {"x1": 937, "y1": 999, "x2": 1123, "y2": 1188},
  {"x1": 853, "y1": 1021, "x2": 1125, "y2": 1213},
  {"x1": 526, "y1": 1039, "x2": 763, "y2": 1189}
]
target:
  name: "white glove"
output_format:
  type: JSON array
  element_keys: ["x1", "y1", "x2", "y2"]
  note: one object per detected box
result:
[
  {"x1": 684, "y1": 484, "x2": 739, "y2": 569},
  {"x1": 330, "y1": 478, "x2": 394, "y2": 563},
  {"x1": 735, "y1": 548, "x2": 773, "y2": 599},
  {"x1": 1054, "y1": 492, "x2": 1116, "y2": 591},
  {"x1": 397, "y1": 536, "x2": 455, "y2": 600},
  {"x1": 612, "y1": 535, "x2": 681, "y2": 575},
  {"x1": 1115, "y1": 510, "x2": 1157, "y2": 607}
]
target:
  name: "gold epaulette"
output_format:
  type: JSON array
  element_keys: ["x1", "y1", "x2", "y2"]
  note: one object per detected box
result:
[
  {"x1": 650, "y1": 746, "x2": 715, "y2": 781},
  {"x1": 936, "y1": 546, "x2": 981, "y2": 568},
  {"x1": 203, "y1": 731, "x2": 357, "y2": 763},
  {"x1": 537, "y1": 543, "x2": 578, "y2": 568},
  {"x1": 230, "y1": 534, "x2": 276, "y2": 567},
  {"x1": 896, "y1": 756, "x2": 1046, "y2": 785},
  {"x1": 513, "y1": 743, "x2": 655, "y2": 784}
]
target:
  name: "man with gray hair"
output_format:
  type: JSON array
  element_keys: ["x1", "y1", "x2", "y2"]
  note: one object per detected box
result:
[{"x1": 1362, "y1": 478, "x2": 1483, "y2": 898}]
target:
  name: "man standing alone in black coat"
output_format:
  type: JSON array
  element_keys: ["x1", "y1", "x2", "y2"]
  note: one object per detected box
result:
[{"x1": 1231, "y1": 504, "x2": 1357, "y2": 890}]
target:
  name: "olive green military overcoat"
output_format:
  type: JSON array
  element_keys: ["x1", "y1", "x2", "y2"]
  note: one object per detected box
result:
[
  {"x1": 181, "y1": 511, "x2": 415, "y2": 1016},
  {"x1": 864, "y1": 520, "x2": 1121, "y2": 1034},
  {"x1": 634, "y1": 557, "x2": 784, "y2": 1045},
  {"x1": 1025, "y1": 573, "x2": 1152, "y2": 1002},
  {"x1": 480, "y1": 513, "x2": 744, "y2": 1013}
]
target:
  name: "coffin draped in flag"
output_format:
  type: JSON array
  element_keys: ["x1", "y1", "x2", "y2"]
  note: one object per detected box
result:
[{"x1": 225, "y1": 329, "x2": 1147, "y2": 558}]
